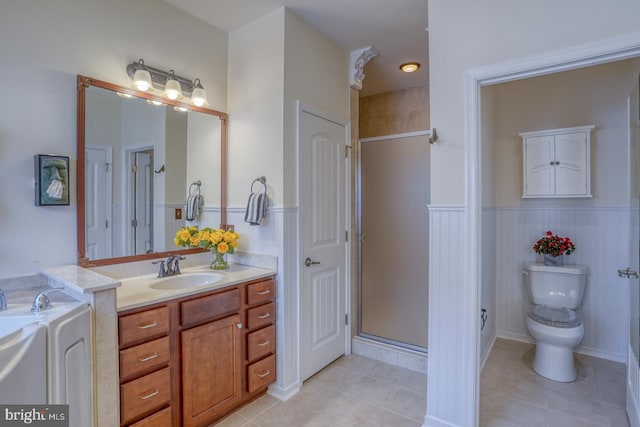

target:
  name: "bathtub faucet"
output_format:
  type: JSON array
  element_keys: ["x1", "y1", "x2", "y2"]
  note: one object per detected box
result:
[
  {"x1": 0, "y1": 289, "x2": 6, "y2": 311},
  {"x1": 31, "y1": 287, "x2": 65, "y2": 312}
]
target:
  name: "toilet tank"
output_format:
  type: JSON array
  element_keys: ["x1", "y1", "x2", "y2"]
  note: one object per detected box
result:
[{"x1": 523, "y1": 263, "x2": 588, "y2": 309}]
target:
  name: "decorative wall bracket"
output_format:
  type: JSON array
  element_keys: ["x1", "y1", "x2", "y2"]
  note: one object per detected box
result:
[{"x1": 350, "y1": 46, "x2": 379, "y2": 91}]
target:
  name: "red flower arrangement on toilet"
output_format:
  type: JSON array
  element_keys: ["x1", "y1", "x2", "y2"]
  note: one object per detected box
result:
[{"x1": 533, "y1": 230, "x2": 576, "y2": 257}]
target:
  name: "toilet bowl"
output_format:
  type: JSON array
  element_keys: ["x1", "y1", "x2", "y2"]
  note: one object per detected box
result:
[{"x1": 523, "y1": 263, "x2": 587, "y2": 382}]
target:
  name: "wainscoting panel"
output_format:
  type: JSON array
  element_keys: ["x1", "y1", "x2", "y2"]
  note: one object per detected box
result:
[
  {"x1": 495, "y1": 207, "x2": 629, "y2": 362},
  {"x1": 481, "y1": 208, "x2": 497, "y2": 366},
  {"x1": 425, "y1": 206, "x2": 466, "y2": 427}
]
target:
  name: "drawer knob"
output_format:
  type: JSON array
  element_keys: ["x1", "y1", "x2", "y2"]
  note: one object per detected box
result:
[
  {"x1": 257, "y1": 313, "x2": 271, "y2": 320},
  {"x1": 257, "y1": 289, "x2": 271, "y2": 295},
  {"x1": 137, "y1": 322, "x2": 157, "y2": 330},
  {"x1": 138, "y1": 389, "x2": 160, "y2": 400},
  {"x1": 257, "y1": 370, "x2": 271, "y2": 378},
  {"x1": 137, "y1": 353, "x2": 159, "y2": 363},
  {"x1": 257, "y1": 340, "x2": 271, "y2": 347}
]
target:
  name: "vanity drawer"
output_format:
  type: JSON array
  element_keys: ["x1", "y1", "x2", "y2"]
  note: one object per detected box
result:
[
  {"x1": 128, "y1": 406, "x2": 172, "y2": 427},
  {"x1": 247, "y1": 354, "x2": 276, "y2": 393},
  {"x1": 247, "y1": 279, "x2": 275, "y2": 306},
  {"x1": 120, "y1": 336, "x2": 170, "y2": 380},
  {"x1": 119, "y1": 306, "x2": 170, "y2": 347},
  {"x1": 120, "y1": 367, "x2": 171, "y2": 425},
  {"x1": 181, "y1": 288, "x2": 240, "y2": 326},
  {"x1": 247, "y1": 325, "x2": 275, "y2": 362},
  {"x1": 247, "y1": 302, "x2": 275, "y2": 330}
]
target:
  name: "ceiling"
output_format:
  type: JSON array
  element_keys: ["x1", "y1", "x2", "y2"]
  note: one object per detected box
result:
[{"x1": 165, "y1": 0, "x2": 429, "y2": 97}]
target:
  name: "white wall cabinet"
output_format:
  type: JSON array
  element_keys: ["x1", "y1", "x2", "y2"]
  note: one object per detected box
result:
[{"x1": 519, "y1": 125, "x2": 594, "y2": 198}]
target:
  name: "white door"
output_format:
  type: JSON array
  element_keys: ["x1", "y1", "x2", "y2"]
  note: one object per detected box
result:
[
  {"x1": 300, "y1": 105, "x2": 348, "y2": 381},
  {"x1": 132, "y1": 150, "x2": 153, "y2": 254},
  {"x1": 85, "y1": 146, "x2": 112, "y2": 259},
  {"x1": 554, "y1": 132, "x2": 588, "y2": 195},
  {"x1": 524, "y1": 135, "x2": 555, "y2": 196},
  {"x1": 627, "y1": 75, "x2": 640, "y2": 427}
]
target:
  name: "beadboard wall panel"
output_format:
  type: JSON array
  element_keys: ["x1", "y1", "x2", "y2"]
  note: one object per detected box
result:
[
  {"x1": 426, "y1": 206, "x2": 465, "y2": 427},
  {"x1": 481, "y1": 208, "x2": 497, "y2": 364},
  {"x1": 495, "y1": 206, "x2": 629, "y2": 362}
]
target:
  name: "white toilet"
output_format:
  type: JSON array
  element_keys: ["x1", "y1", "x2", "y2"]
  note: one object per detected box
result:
[{"x1": 523, "y1": 263, "x2": 587, "y2": 382}]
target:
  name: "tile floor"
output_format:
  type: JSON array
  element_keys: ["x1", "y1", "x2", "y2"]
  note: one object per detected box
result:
[
  {"x1": 481, "y1": 338, "x2": 629, "y2": 427},
  {"x1": 213, "y1": 338, "x2": 629, "y2": 426},
  {"x1": 212, "y1": 354, "x2": 427, "y2": 426}
]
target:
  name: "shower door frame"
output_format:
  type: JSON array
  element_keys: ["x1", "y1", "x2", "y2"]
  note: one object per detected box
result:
[{"x1": 356, "y1": 130, "x2": 430, "y2": 353}]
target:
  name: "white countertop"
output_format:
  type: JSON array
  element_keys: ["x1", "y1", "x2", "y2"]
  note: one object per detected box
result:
[{"x1": 116, "y1": 263, "x2": 276, "y2": 312}]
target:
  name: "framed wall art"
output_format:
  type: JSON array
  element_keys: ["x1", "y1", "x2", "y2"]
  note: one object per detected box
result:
[{"x1": 35, "y1": 154, "x2": 70, "y2": 206}]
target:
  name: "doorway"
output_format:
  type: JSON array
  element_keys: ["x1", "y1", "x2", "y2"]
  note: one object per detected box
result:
[
  {"x1": 358, "y1": 133, "x2": 430, "y2": 351},
  {"x1": 465, "y1": 38, "x2": 640, "y2": 426},
  {"x1": 127, "y1": 147, "x2": 154, "y2": 255}
]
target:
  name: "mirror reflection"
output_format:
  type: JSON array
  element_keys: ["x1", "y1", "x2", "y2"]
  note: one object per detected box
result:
[{"x1": 78, "y1": 77, "x2": 226, "y2": 266}]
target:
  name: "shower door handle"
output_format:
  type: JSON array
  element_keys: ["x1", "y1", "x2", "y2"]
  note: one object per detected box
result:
[{"x1": 305, "y1": 257, "x2": 320, "y2": 267}]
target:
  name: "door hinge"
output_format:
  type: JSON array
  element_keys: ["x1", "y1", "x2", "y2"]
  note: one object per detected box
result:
[
  {"x1": 131, "y1": 164, "x2": 137, "y2": 173},
  {"x1": 105, "y1": 162, "x2": 110, "y2": 172},
  {"x1": 345, "y1": 230, "x2": 348, "y2": 242},
  {"x1": 345, "y1": 145, "x2": 351, "y2": 158},
  {"x1": 105, "y1": 220, "x2": 109, "y2": 229},
  {"x1": 345, "y1": 314, "x2": 348, "y2": 325},
  {"x1": 132, "y1": 219, "x2": 138, "y2": 228}
]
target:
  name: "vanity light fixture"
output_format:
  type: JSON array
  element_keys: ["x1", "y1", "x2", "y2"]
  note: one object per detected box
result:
[
  {"x1": 146, "y1": 99, "x2": 165, "y2": 106},
  {"x1": 126, "y1": 58, "x2": 209, "y2": 107},
  {"x1": 399, "y1": 62, "x2": 420, "y2": 73},
  {"x1": 173, "y1": 106, "x2": 189, "y2": 112}
]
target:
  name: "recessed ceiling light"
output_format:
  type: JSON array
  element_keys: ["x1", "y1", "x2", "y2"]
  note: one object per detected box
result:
[{"x1": 400, "y1": 62, "x2": 420, "y2": 73}]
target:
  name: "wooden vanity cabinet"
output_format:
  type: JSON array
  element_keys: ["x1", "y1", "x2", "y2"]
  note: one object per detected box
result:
[{"x1": 118, "y1": 275, "x2": 276, "y2": 427}]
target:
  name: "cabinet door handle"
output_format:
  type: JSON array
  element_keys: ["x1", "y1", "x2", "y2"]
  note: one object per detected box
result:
[
  {"x1": 137, "y1": 353, "x2": 158, "y2": 362},
  {"x1": 257, "y1": 340, "x2": 271, "y2": 347},
  {"x1": 257, "y1": 313, "x2": 271, "y2": 319},
  {"x1": 258, "y1": 370, "x2": 271, "y2": 378},
  {"x1": 136, "y1": 322, "x2": 157, "y2": 330},
  {"x1": 138, "y1": 389, "x2": 160, "y2": 400},
  {"x1": 257, "y1": 289, "x2": 271, "y2": 295}
]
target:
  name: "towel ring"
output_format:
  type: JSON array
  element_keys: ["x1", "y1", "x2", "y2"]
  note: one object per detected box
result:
[
  {"x1": 189, "y1": 180, "x2": 202, "y2": 195},
  {"x1": 250, "y1": 176, "x2": 267, "y2": 193}
]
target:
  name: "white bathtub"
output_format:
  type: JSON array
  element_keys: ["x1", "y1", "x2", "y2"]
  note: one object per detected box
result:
[{"x1": 0, "y1": 302, "x2": 92, "y2": 427}]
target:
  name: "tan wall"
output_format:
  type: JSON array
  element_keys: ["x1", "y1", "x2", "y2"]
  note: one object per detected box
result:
[{"x1": 359, "y1": 85, "x2": 429, "y2": 138}]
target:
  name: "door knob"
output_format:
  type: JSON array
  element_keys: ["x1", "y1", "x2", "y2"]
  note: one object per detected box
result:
[{"x1": 304, "y1": 257, "x2": 320, "y2": 267}]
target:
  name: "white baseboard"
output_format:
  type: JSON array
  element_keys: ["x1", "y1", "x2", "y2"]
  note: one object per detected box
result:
[
  {"x1": 423, "y1": 414, "x2": 461, "y2": 427},
  {"x1": 267, "y1": 381, "x2": 300, "y2": 402},
  {"x1": 352, "y1": 336, "x2": 427, "y2": 373},
  {"x1": 480, "y1": 333, "x2": 497, "y2": 370},
  {"x1": 496, "y1": 330, "x2": 626, "y2": 363}
]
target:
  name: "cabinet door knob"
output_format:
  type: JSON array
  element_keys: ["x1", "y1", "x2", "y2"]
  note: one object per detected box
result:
[
  {"x1": 549, "y1": 161, "x2": 554, "y2": 166},
  {"x1": 555, "y1": 161, "x2": 560, "y2": 165},
  {"x1": 236, "y1": 323, "x2": 243, "y2": 329}
]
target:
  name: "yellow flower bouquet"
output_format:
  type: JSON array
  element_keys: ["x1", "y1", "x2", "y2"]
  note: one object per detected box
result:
[{"x1": 174, "y1": 226, "x2": 239, "y2": 270}]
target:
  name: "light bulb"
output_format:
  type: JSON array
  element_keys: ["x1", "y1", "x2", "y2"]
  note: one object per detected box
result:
[
  {"x1": 164, "y1": 71, "x2": 183, "y2": 100},
  {"x1": 190, "y1": 79, "x2": 208, "y2": 107}
]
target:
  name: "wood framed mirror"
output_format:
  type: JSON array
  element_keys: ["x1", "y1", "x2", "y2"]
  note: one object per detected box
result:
[{"x1": 77, "y1": 75, "x2": 227, "y2": 267}]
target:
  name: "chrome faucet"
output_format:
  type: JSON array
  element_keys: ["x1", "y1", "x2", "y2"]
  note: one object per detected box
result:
[
  {"x1": 0, "y1": 289, "x2": 7, "y2": 311},
  {"x1": 152, "y1": 259, "x2": 168, "y2": 278},
  {"x1": 166, "y1": 254, "x2": 186, "y2": 276},
  {"x1": 31, "y1": 288, "x2": 64, "y2": 312}
]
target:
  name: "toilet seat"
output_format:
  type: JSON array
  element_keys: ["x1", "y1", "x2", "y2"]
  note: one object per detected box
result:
[{"x1": 527, "y1": 305, "x2": 582, "y2": 329}]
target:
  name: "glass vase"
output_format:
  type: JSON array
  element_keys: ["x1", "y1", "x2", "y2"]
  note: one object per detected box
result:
[
  {"x1": 543, "y1": 253, "x2": 564, "y2": 267},
  {"x1": 210, "y1": 251, "x2": 229, "y2": 270}
]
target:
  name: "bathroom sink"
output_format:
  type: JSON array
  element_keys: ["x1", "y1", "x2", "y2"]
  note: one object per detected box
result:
[{"x1": 149, "y1": 272, "x2": 225, "y2": 290}]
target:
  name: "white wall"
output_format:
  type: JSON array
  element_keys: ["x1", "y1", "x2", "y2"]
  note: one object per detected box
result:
[
  {"x1": 429, "y1": 0, "x2": 640, "y2": 205},
  {"x1": 427, "y1": 1, "x2": 640, "y2": 425},
  {"x1": 0, "y1": 0, "x2": 227, "y2": 278},
  {"x1": 227, "y1": 7, "x2": 349, "y2": 399}
]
